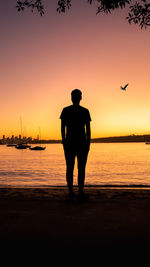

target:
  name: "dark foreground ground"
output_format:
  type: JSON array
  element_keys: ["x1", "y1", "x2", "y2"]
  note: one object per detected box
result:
[{"x1": 1, "y1": 187, "x2": 150, "y2": 249}]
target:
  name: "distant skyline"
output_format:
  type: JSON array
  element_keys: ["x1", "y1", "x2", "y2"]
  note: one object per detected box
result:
[
  {"x1": 1, "y1": 1, "x2": 150, "y2": 139},
  {"x1": 1, "y1": 133, "x2": 150, "y2": 143}
]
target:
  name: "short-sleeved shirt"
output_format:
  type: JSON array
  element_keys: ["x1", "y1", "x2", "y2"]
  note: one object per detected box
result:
[{"x1": 60, "y1": 105, "x2": 91, "y2": 146}]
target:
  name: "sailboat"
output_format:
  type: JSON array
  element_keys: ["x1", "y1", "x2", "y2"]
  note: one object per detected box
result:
[
  {"x1": 29, "y1": 146, "x2": 46, "y2": 150},
  {"x1": 15, "y1": 117, "x2": 31, "y2": 149},
  {"x1": 7, "y1": 144, "x2": 16, "y2": 147},
  {"x1": 15, "y1": 144, "x2": 30, "y2": 149},
  {"x1": 29, "y1": 127, "x2": 46, "y2": 151}
]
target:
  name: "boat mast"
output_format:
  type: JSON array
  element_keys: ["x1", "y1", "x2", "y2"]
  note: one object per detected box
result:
[
  {"x1": 20, "y1": 116, "x2": 22, "y2": 137},
  {"x1": 39, "y1": 126, "x2": 41, "y2": 146}
]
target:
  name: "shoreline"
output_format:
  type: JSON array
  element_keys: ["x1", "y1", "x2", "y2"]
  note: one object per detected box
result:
[
  {"x1": 2, "y1": 186, "x2": 150, "y2": 248},
  {"x1": 1, "y1": 184, "x2": 150, "y2": 189}
]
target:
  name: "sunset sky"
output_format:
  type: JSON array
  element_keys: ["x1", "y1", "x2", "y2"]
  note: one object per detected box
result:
[{"x1": 1, "y1": 0, "x2": 150, "y2": 139}]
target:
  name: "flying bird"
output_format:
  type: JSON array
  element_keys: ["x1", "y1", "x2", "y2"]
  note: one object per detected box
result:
[{"x1": 120, "y1": 83, "x2": 129, "y2": 91}]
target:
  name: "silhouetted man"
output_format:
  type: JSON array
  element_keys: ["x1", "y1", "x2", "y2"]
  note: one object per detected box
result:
[{"x1": 60, "y1": 89, "x2": 91, "y2": 199}]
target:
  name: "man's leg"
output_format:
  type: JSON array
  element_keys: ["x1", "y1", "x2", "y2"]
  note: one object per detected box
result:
[
  {"x1": 64, "y1": 150, "x2": 75, "y2": 196},
  {"x1": 77, "y1": 150, "x2": 88, "y2": 195}
]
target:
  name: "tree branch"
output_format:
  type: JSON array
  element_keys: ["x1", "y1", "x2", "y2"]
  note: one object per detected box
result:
[
  {"x1": 127, "y1": 1, "x2": 150, "y2": 28},
  {"x1": 16, "y1": 0, "x2": 150, "y2": 28},
  {"x1": 16, "y1": 0, "x2": 44, "y2": 16}
]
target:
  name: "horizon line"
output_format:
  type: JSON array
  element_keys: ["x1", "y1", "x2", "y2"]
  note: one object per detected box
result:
[{"x1": 1, "y1": 133, "x2": 150, "y2": 141}]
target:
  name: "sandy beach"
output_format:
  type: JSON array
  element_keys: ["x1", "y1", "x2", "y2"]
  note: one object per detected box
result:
[{"x1": 1, "y1": 186, "x2": 150, "y2": 248}]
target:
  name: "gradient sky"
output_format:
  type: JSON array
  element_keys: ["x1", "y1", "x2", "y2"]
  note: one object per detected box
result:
[{"x1": 1, "y1": 0, "x2": 150, "y2": 139}]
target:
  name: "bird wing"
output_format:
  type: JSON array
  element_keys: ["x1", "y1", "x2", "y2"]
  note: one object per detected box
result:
[
  {"x1": 124, "y1": 83, "x2": 129, "y2": 89},
  {"x1": 120, "y1": 83, "x2": 129, "y2": 90}
]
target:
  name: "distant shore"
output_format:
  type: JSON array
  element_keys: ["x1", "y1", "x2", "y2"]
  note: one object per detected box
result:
[
  {"x1": 1, "y1": 134, "x2": 150, "y2": 145},
  {"x1": 2, "y1": 186, "x2": 150, "y2": 248},
  {"x1": 21, "y1": 134, "x2": 150, "y2": 144}
]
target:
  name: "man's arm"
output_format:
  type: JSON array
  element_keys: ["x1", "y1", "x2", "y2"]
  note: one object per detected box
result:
[
  {"x1": 61, "y1": 119, "x2": 66, "y2": 143},
  {"x1": 86, "y1": 121, "x2": 91, "y2": 146}
]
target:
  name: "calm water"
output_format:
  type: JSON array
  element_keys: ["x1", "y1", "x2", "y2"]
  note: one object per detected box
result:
[{"x1": 0, "y1": 143, "x2": 150, "y2": 187}]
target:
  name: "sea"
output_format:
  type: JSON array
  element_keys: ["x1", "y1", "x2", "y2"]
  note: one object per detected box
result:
[{"x1": 1, "y1": 143, "x2": 150, "y2": 187}]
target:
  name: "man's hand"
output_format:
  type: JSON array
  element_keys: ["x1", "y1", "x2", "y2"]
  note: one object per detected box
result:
[
  {"x1": 86, "y1": 139, "x2": 90, "y2": 151},
  {"x1": 62, "y1": 138, "x2": 66, "y2": 145}
]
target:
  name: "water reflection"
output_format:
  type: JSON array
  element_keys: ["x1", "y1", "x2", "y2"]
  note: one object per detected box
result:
[{"x1": 0, "y1": 143, "x2": 150, "y2": 187}]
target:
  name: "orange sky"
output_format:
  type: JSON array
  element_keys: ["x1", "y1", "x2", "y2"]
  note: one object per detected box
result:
[{"x1": 1, "y1": 1, "x2": 150, "y2": 139}]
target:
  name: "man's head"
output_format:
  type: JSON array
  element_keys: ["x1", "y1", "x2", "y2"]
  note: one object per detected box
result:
[{"x1": 71, "y1": 89, "x2": 82, "y2": 105}]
